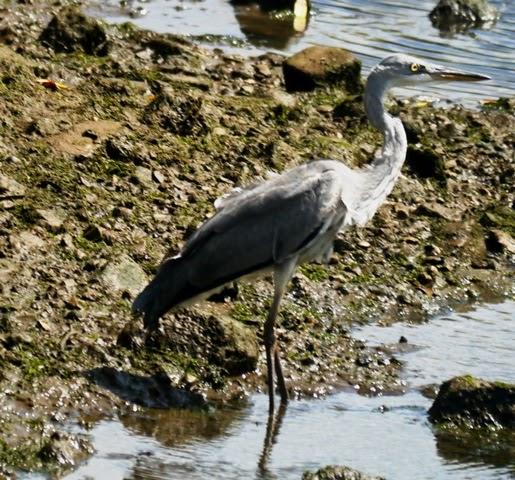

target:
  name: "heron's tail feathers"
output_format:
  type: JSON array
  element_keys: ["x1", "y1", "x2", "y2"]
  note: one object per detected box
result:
[{"x1": 132, "y1": 255, "x2": 201, "y2": 330}]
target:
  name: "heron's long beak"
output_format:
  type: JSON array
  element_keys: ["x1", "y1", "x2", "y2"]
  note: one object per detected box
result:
[{"x1": 429, "y1": 65, "x2": 490, "y2": 82}]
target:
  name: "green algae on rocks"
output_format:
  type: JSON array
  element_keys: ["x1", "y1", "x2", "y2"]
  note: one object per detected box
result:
[{"x1": 429, "y1": 375, "x2": 515, "y2": 430}]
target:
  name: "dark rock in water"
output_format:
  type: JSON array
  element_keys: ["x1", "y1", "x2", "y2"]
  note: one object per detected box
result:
[
  {"x1": 429, "y1": 0, "x2": 498, "y2": 32},
  {"x1": 231, "y1": 0, "x2": 311, "y2": 49},
  {"x1": 302, "y1": 465, "x2": 386, "y2": 480},
  {"x1": 428, "y1": 375, "x2": 515, "y2": 429},
  {"x1": 283, "y1": 46, "x2": 362, "y2": 93},
  {"x1": 39, "y1": 7, "x2": 110, "y2": 56},
  {"x1": 231, "y1": 0, "x2": 307, "y2": 10}
]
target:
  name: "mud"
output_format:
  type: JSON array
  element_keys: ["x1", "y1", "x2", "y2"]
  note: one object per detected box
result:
[{"x1": 0, "y1": 1, "x2": 513, "y2": 475}]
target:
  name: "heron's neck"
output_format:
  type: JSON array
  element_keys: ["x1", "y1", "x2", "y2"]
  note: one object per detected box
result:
[{"x1": 352, "y1": 73, "x2": 407, "y2": 224}]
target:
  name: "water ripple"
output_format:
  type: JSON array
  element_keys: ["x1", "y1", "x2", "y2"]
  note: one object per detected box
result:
[{"x1": 90, "y1": 0, "x2": 515, "y2": 103}]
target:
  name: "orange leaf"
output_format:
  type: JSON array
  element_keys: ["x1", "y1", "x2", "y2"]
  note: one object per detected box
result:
[{"x1": 36, "y1": 79, "x2": 70, "y2": 91}]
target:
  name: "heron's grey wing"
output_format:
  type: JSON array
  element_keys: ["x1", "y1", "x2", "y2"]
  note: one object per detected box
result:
[
  {"x1": 213, "y1": 172, "x2": 279, "y2": 211},
  {"x1": 181, "y1": 163, "x2": 346, "y2": 291}
]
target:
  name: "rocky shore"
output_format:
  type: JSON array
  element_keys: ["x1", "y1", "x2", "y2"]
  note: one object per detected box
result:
[{"x1": 0, "y1": 1, "x2": 513, "y2": 475}]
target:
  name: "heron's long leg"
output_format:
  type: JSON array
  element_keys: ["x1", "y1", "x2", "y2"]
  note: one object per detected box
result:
[
  {"x1": 274, "y1": 348, "x2": 288, "y2": 404},
  {"x1": 264, "y1": 257, "x2": 297, "y2": 412}
]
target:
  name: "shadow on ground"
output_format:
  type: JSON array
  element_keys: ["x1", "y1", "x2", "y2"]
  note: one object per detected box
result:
[{"x1": 85, "y1": 367, "x2": 207, "y2": 409}]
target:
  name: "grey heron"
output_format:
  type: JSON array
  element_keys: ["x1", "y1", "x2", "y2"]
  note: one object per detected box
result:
[{"x1": 132, "y1": 54, "x2": 489, "y2": 411}]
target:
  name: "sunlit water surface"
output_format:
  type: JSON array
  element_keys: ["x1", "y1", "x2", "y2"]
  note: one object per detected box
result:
[
  {"x1": 56, "y1": 300, "x2": 515, "y2": 480},
  {"x1": 89, "y1": 0, "x2": 515, "y2": 104}
]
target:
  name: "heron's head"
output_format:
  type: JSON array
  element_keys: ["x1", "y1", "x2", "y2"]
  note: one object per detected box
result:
[{"x1": 371, "y1": 54, "x2": 490, "y2": 87}]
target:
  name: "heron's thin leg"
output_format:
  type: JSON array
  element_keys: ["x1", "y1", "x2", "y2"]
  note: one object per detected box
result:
[
  {"x1": 264, "y1": 257, "x2": 297, "y2": 412},
  {"x1": 274, "y1": 348, "x2": 288, "y2": 404},
  {"x1": 264, "y1": 333, "x2": 275, "y2": 412}
]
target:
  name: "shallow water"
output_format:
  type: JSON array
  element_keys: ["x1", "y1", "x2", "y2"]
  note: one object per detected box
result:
[
  {"x1": 61, "y1": 300, "x2": 515, "y2": 480},
  {"x1": 89, "y1": 0, "x2": 515, "y2": 104}
]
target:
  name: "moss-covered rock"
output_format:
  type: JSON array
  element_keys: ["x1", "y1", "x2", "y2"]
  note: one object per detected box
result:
[
  {"x1": 302, "y1": 465, "x2": 386, "y2": 480},
  {"x1": 429, "y1": 0, "x2": 498, "y2": 32},
  {"x1": 283, "y1": 46, "x2": 362, "y2": 93},
  {"x1": 428, "y1": 375, "x2": 515, "y2": 429},
  {"x1": 39, "y1": 7, "x2": 110, "y2": 56}
]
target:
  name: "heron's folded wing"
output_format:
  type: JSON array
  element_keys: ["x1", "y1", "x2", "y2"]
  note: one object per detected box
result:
[{"x1": 182, "y1": 165, "x2": 346, "y2": 291}]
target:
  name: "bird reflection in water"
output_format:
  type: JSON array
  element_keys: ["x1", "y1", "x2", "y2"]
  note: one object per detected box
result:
[
  {"x1": 258, "y1": 402, "x2": 288, "y2": 478},
  {"x1": 230, "y1": 0, "x2": 311, "y2": 49},
  {"x1": 114, "y1": 400, "x2": 289, "y2": 479}
]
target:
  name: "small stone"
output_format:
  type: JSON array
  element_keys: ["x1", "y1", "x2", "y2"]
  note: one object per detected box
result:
[
  {"x1": 417, "y1": 271, "x2": 433, "y2": 286},
  {"x1": 59, "y1": 233, "x2": 74, "y2": 249},
  {"x1": 395, "y1": 206, "x2": 410, "y2": 219},
  {"x1": 38, "y1": 431, "x2": 92, "y2": 467},
  {"x1": 183, "y1": 372, "x2": 198, "y2": 385},
  {"x1": 485, "y1": 229, "x2": 515, "y2": 254},
  {"x1": 152, "y1": 170, "x2": 166, "y2": 184},
  {"x1": 37, "y1": 319, "x2": 53, "y2": 332},
  {"x1": 269, "y1": 89, "x2": 297, "y2": 109},
  {"x1": 37, "y1": 208, "x2": 66, "y2": 233},
  {"x1": 427, "y1": 265, "x2": 440, "y2": 277},
  {"x1": 255, "y1": 62, "x2": 272, "y2": 77},
  {"x1": 82, "y1": 129, "x2": 98, "y2": 140},
  {"x1": 212, "y1": 127, "x2": 227, "y2": 136},
  {"x1": 240, "y1": 84, "x2": 255, "y2": 95},
  {"x1": 302, "y1": 465, "x2": 386, "y2": 480},
  {"x1": 133, "y1": 166, "x2": 153, "y2": 186},
  {"x1": 416, "y1": 202, "x2": 460, "y2": 222},
  {"x1": 0, "y1": 174, "x2": 25, "y2": 198},
  {"x1": 83, "y1": 224, "x2": 107, "y2": 243},
  {"x1": 101, "y1": 254, "x2": 148, "y2": 298},
  {"x1": 11, "y1": 231, "x2": 46, "y2": 251},
  {"x1": 424, "y1": 244, "x2": 442, "y2": 256},
  {"x1": 425, "y1": 256, "x2": 444, "y2": 266}
]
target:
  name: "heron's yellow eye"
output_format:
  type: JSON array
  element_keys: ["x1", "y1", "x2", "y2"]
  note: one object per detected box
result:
[{"x1": 410, "y1": 63, "x2": 420, "y2": 73}]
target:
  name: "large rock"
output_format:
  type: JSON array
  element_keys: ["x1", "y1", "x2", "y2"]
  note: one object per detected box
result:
[
  {"x1": 148, "y1": 311, "x2": 260, "y2": 376},
  {"x1": 283, "y1": 46, "x2": 361, "y2": 93},
  {"x1": 429, "y1": 0, "x2": 498, "y2": 32},
  {"x1": 211, "y1": 314, "x2": 259, "y2": 375},
  {"x1": 428, "y1": 375, "x2": 515, "y2": 429},
  {"x1": 39, "y1": 7, "x2": 110, "y2": 56},
  {"x1": 302, "y1": 465, "x2": 386, "y2": 480}
]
